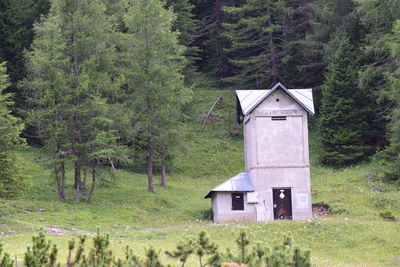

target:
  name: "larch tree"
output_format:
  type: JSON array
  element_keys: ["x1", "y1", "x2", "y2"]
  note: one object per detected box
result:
[
  {"x1": 223, "y1": 0, "x2": 287, "y2": 88},
  {"x1": 318, "y1": 37, "x2": 371, "y2": 166},
  {"x1": 123, "y1": 0, "x2": 192, "y2": 192},
  {"x1": 0, "y1": 61, "x2": 27, "y2": 198},
  {"x1": 25, "y1": 0, "x2": 123, "y2": 202}
]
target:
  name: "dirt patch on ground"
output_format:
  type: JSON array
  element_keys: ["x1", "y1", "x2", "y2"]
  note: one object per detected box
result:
[
  {"x1": 312, "y1": 202, "x2": 331, "y2": 217},
  {"x1": 43, "y1": 226, "x2": 95, "y2": 236}
]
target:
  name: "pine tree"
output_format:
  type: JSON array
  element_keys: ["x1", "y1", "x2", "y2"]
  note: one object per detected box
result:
[
  {"x1": 123, "y1": 0, "x2": 192, "y2": 192},
  {"x1": 223, "y1": 0, "x2": 287, "y2": 88},
  {"x1": 318, "y1": 37, "x2": 371, "y2": 166},
  {"x1": 0, "y1": 61, "x2": 27, "y2": 198},
  {"x1": 25, "y1": 0, "x2": 123, "y2": 202}
]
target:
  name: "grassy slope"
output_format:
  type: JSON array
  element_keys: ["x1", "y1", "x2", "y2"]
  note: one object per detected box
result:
[{"x1": 1, "y1": 89, "x2": 400, "y2": 266}]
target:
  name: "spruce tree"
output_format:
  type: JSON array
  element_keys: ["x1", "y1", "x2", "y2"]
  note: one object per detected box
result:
[
  {"x1": 123, "y1": 0, "x2": 191, "y2": 192},
  {"x1": 165, "y1": 0, "x2": 200, "y2": 83},
  {"x1": 192, "y1": 0, "x2": 236, "y2": 79},
  {"x1": 223, "y1": 0, "x2": 287, "y2": 88},
  {"x1": 0, "y1": 61, "x2": 27, "y2": 198},
  {"x1": 357, "y1": 0, "x2": 400, "y2": 149},
  {"x1": 318, "y1": 37, "x2": 371, "y2": 166},
  {"x1": 374, "y1": 20, "x2": 400, "y2": 182},
  {"x1": 0, "y1": 0, "x2": 49, "y2": 107}
]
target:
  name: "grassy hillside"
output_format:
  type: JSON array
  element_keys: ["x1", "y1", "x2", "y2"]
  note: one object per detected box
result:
[{"x1": 1, "y1": 89, "x2": 400, "y2": 266}]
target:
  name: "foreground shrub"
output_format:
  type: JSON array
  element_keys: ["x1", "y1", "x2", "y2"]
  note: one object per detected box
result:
[
  {"x1": 0, "y1": 230, "x2": 310, "y2": 267},
  {"x1": 379, "y1": 209, "x2": 397, "y2": 221}
]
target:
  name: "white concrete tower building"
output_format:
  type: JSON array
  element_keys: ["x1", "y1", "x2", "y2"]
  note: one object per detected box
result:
[{"x1": 205, "y1": 82, "x2": 314, "y2": 222}]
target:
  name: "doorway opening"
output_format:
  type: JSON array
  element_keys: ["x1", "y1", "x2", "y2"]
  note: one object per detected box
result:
[{"x1": 273, "y1": 188, "x2": 292, "y2": 220}]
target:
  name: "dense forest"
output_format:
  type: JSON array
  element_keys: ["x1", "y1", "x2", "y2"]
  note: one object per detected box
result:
[{"x1": 1, "y1": 0, "x2": 400, "y2": 201}]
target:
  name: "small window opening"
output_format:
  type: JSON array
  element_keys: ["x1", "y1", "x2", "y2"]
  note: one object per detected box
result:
[
  {"x1": 271, "y1": 116, "x2": 286, "y2": 121},
  {"x1": 232, "y1": 193, "x2": 244, "y2": 210}
]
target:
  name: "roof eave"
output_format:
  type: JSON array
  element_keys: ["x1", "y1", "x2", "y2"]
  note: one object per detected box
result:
[{"x1": 237, "y1": 83, "x2": 315, "y2": 117}]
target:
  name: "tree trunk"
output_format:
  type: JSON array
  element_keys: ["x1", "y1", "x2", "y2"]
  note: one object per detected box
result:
[
  {"x1": 74, "y1": 160, "x2": 81, "y2": 189},
  {"x1": 59, "y1": 158, "x2": 66, "y2": 201},
  {"x1": 160, "y1": 160, "x2": 167, "y2": 187},
  {"x1": 55, "y1": 149, "x2": 66, "y2": 202},
  {"x1": 82, "y1": 168, "x2": 87, "y2": 191},
  {"x1": 87, "y1": 165, "x2": 96, "y2": 203},
  {"x1": 74, "y1": 160, "x2": 81, "y2": 202},
  {"x1": 147, "y1": 146, "x2": 155, "y2": 192},
  {"x1": 266, "y1": 4, "x2": 279, "y2": 85}
]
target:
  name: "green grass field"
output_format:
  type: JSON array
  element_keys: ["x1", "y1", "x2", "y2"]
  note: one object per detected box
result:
[{"x1": 1, "y1": 90, "x2": 400, "y2": 266}]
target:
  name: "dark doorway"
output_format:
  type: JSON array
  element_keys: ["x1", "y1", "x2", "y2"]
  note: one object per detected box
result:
[
  {"x1": 273, "y1": 188, "x2": 292, "y2": 220},
  {"x1": 232, "y1": 193, "x2": 244, "y2": 210}
]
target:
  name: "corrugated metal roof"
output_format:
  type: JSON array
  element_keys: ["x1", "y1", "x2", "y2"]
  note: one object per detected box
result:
[
  {"x1": 204, "y1": 172, "x2": 255, "y2": 198},
  {"x1": 236, "y1": 82, "x2": 315, "y2": 116}
]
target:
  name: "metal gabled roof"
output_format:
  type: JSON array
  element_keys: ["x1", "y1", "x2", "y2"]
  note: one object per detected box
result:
[
  {"x1": 204, "y1": 172, "x2": 255, "y2": 198},
  {"x1": 236, "y1": 82, "x2": 315, "y2": 117}
]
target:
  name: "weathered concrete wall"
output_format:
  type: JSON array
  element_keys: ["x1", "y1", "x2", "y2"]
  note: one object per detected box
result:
[
  {"x1": 249, "y1": 168, "x2": 312, "y2": 220},
  {"x1": 212, "y1": 192, "x2": 256, "y2": 222},
  {"x1": 243, "y1": 89, "x2": 313, "y2": 221}
]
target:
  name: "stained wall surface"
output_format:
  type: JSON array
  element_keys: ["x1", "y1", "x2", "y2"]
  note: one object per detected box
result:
[
  {"x1": 242, "y1": 89, "x2": 313, "y2": 221},
  {"x1": 212, "y1": 192, "x2": 256, "y2": 222}
]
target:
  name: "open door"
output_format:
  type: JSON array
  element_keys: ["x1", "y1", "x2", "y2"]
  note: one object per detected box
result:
[{"x1": 273, "y1": 188, "x2": 292, "y2": 220}]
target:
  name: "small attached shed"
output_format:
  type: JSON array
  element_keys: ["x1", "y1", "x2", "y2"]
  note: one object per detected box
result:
[{"x1": 205, "y1": 172, "x2": 257, "y2": 222}]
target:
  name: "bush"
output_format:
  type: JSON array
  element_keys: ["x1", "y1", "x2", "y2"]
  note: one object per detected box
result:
[
  {"x1": 379, "y1": 209, "x2": 397, "y2": 221},
  {"x1": 0, "y1": 230, "x2": 311, "y2": 267}
]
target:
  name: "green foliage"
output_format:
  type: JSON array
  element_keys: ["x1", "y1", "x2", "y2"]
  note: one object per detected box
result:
[
  {"x1": 24, "y1": 231, "x2": 58, "y2": 267},
  {"x1": 3, "y1": 230, "x2": 309, "y2": 267},
  {"x1": 318, "y1": 37, "x2": 372, "y2": 166},
  {"x1": 226, "y1": 230, "x2": 251, "y2": 264},
  {"x1": 0, "y1": 61, "x2": 27, "y2": 198},
  {"x1": 379, "y1": 208, "x2": 396, "y2": 221},
  {"x1": 0, "y1": 243, "x2": 14, "y2": 267},
  {"x1": 165, "y1": 231, "x2": 220, "y2": 266},
  {"x1": 165, "y1": 0, "x2": 200, "y2": 84},
  {"x1": 223, "y1": 0, "x2": 286, "y2": 88},
  {"x1": 373, "y1": 20, "x2": 400, "y2": 182},
  {"x1": 0, "y1": 0, "x2": 49, "y2": 104},
  {"x1": 25, "y1": 0, "x2": 125, "y2": 201},
  {"x1": 265, "y1": 235, "x2": 310, "y2": 267},
  {"x1": 122, "y1": 0, "x2": 192, "y2": 191},
  {"x1": 191, "y1": 0, "x2": 234, "y2": 79}
]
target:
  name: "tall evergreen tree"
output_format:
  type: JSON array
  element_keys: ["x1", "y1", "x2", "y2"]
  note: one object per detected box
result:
[
  {"x1": 25, "y1": 0, "x2": 122, "y2": 202},
  {"x1": 0, "y1": 0, "x2": 49, "y2": 105},
  {"x1": 223, "y1": 0, "x2": 288, "y2": 88},
  {"x1": 374, "y1": 20, "x2": 400, "y2": 182},
  {"x1": 356, "y1": 0, "x2": 400, "y2": 149},
  {"x1": 0, "y1": 61, "x2": 27, "y2": 198},
  {"x1": 301, "y1": 0, "x2": 362, "y2": 112},
  {"x1": 123, "y1": 0, "x2": 192, "y2": 192},
  {"x1": 166, "y1": 0, "x2": 200, "y2": 83},
  {"x1": 192, "y1": 0, "x2": 237, "y2": 80},
  {"x1": 318, "y1": 37, "x2": 371, "y2": 166}
]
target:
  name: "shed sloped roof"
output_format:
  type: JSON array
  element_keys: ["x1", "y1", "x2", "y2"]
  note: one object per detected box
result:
[
  {"x1": 204, "y1": 172, "x2": 255, "y2": 198},
  {"x1": 236, "y1": 82, "x2": 315, "y2": 116}
]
